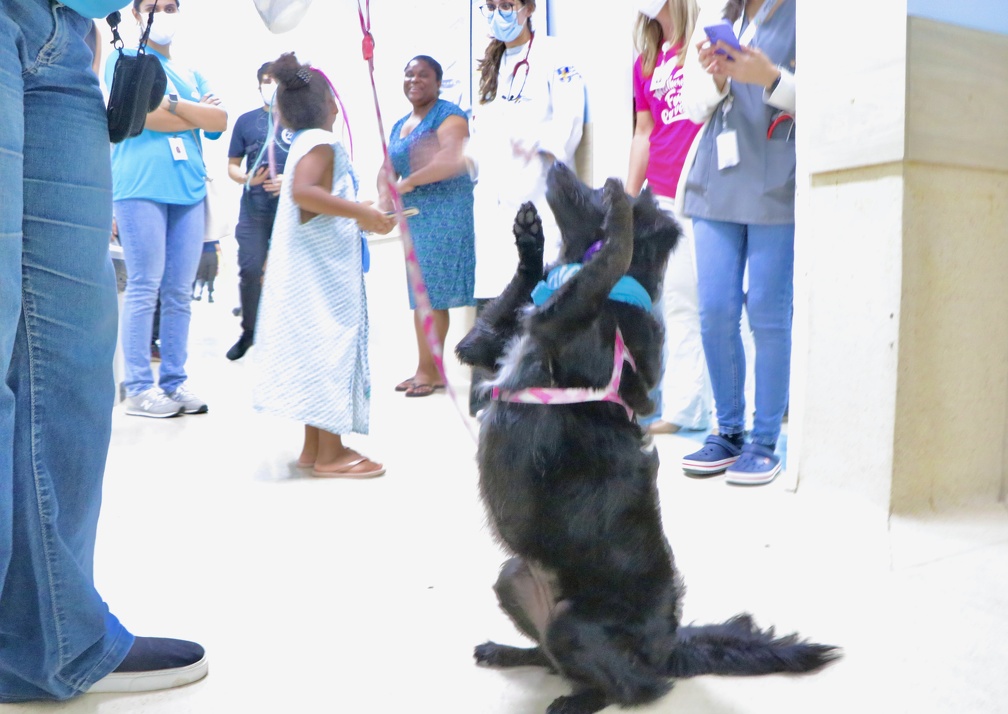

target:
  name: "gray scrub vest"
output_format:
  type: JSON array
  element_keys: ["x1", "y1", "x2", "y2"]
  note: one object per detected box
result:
[{"x1": 684, "y1": 0, "x2": 797, "y2": 225}]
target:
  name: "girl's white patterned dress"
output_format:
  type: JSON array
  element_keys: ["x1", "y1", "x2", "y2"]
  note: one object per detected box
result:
[{"x1": 252, "y1": 129, "x2": 370, "y2": 435}]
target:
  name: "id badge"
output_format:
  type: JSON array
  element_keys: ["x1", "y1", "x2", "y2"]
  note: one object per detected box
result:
[
  {"x1": 168, "y1": 136, "x2": 188, "y2": 161},
  {"x1": 716, "y1": 130, "x2": 740, "y2": 170}
]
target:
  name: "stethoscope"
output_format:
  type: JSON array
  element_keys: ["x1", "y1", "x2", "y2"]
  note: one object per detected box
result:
[{"x1": 501, "y1": 31, "x2": 534, "y2": 102}]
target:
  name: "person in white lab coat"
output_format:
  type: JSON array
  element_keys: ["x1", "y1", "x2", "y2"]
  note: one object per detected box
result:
[
  {"x1": 466, "y1": 0, "x2": 586, "y2": 413},
  {"x1": 468, "y1": 0, "x2": 586, "y2": 299}
]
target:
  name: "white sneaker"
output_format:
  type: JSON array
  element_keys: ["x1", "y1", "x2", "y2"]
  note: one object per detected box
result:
[
  {"x1": 167, "y1": 385, "x2": 208, "y2": 414},
  {"x1": 125, "y1": 388, "x2": 183, "y2": 418}
]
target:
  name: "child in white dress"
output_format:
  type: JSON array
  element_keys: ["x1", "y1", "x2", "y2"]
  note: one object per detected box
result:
[{"x1": 252, "y1": 53, "x2": 395, "y2": 478}]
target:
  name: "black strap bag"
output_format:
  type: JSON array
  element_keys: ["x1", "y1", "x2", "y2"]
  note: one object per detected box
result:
[{"x1": 105, "y1": 8, "x2": 167, "y2": 143}]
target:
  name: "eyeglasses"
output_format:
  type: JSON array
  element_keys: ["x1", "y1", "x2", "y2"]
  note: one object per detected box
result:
[{"x1": 479, "y1": 3, "x2": 518, "y2": 18}]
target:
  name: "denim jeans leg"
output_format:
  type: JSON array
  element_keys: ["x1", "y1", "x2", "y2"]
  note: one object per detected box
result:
[
  {"x1": 745, "y1": 223, "x2": 794, "y2": 447},
  {"x1": 115, "y1": 199, "x2": 166, "y2": 396},
  {"x1": 0, "y1": 0, "x2": 133, "y2": 701},
  {"x1": 692, "y1": 218, "x2": 748, "y2": 436},
  {"x1": 157, "y1": 201, "x2": 204, "y2": 394}
]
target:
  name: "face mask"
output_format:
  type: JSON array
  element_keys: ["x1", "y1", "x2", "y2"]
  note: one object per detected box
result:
[
  {"x1": 637, "y1": 0, "x2": 666, "y2": 19},
  {"x1": 489, "y1": 8, "x2": 523, "y2": 43},
  {"x1": 260, "y1": 83, "x2": 277, "y2": 106},
  {"x1": 144, "y1": 12, "x2": 179, "y2": 45}
]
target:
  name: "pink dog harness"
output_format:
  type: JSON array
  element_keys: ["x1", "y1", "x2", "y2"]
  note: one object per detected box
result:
[{"x1": 491, "y1": 328, "x2": 638, "y2": 419}]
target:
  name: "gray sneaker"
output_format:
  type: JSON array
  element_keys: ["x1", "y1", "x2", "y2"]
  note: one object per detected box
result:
[
  {"x1": 167, "y1": 385, "x2": 208, "y2": 414},
  {"x1": 126, "y1": 388, "x2": 184, "y2": 418}
]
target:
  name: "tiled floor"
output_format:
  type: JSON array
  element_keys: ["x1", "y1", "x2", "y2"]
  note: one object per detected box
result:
[{"x1": 5, "y1": 239, "x2": 1008, "y2": 713}]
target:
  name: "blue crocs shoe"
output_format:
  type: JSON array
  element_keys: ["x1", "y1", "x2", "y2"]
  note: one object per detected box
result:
[
  {"x1": 682, "y1": 434, "x2": 742, "y2": 476},
  {"x1": 724, "y1": 443, "x2": 781, "y2": 486}
]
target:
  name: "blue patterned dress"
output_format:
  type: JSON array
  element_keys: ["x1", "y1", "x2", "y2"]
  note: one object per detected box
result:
[
  {"x1": 252, "y1": 130, "x2": 370, "y2": 435},
  {"x1": 388, "y1": 99, "x2": 476, "y2": 310}
]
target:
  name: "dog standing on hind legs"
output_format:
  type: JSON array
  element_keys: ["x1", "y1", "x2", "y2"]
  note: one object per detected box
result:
[{"x1": 455, "y1": 163, "x2": 839, "y2": 714}]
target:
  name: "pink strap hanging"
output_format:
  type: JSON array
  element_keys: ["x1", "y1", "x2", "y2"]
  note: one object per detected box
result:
[{"x1": 356, "y1": 0, "x2": 475, "y2": 437}]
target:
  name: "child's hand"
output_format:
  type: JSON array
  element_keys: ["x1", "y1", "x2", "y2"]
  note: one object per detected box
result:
[{"x1": 357, "y1": 202, "x2": 396, "y2": 235}]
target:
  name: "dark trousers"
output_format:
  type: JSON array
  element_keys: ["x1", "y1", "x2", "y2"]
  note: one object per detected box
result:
[{"x1": 235, "y1": 200, "x2": 276, "y2": 335}]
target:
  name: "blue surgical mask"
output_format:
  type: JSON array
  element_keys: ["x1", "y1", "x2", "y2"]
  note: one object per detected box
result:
[{"x1": 489, "y1": 8, "x2": 523, "y2": 43}]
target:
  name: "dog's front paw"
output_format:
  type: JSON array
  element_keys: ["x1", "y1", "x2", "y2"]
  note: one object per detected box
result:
[
  {"x1": 513, "y1": 201, "x2": 544, "y2": 270},
  {"x1": 546, "y1": 691, "x2": 609, "y2": 714},
  {"x1": 474, "y1": 641, "x2": 508, "y2": 667},
  {"x1": 601, "y1": 178, "x2": 631, "y2": 232}
]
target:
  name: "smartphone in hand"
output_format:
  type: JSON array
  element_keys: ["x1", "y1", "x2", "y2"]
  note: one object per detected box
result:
[{"x1": 703, "y1": 21, "x2": 741, "y2": 57}]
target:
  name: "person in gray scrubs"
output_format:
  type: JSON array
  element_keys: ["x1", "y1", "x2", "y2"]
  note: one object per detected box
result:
[{"x1": 677, "y1": 0, "x2": 796, "y2": 486}]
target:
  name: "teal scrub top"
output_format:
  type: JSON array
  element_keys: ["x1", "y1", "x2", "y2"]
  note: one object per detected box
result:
[
  {"x1": 62, "y1": 1, "x2": 130, "y2": 18},
  {"x1": 104, "y1": 48, "x2": 223, "y2": 205}
]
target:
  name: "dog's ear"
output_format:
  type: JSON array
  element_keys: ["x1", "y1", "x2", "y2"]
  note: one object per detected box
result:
[
  {"x1": 627, "y1": 189, "x2": 683, "y2": 299},
  {"x1": 633, "y1": 189, "x2": 681, "y2": 257}
]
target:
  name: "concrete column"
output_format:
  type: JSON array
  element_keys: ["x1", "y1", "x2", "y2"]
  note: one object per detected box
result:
[{"x1": 790, "y1": 3, "x2": 1008, "y2": 514}]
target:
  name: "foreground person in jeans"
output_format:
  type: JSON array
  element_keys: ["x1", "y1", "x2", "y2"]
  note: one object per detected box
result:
[{"x1": 0, "y1": 0, "x2": 206, "y2": 701}]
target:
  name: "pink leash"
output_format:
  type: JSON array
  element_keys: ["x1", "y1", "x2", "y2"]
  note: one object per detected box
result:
[{"x1": 356, "y1": 0, "x2": 476, "y2": 438}]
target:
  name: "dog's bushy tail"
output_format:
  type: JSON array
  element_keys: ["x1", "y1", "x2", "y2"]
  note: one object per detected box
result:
[{"x1": 666, "y1": 614, "x2": 840, "y2": 678}]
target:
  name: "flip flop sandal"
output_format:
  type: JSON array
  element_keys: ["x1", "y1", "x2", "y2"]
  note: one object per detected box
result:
[
  {"x1": 405, "y1": 383, "x2": 445, "y2": 398},
  {"x1": 394, "y1": 377, "x2": 415, "y2": 392},
  {"x1": 312, "y1": 457, "x2": 386, "y2": 480}
]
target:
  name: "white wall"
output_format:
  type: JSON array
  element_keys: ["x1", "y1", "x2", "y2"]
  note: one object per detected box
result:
[
  {"x1": 908, "y1": 0, "x2": 1008, "y2": 35},
  {"x1": 547, "y1": 0, "x2": 636, "y2": 185}
]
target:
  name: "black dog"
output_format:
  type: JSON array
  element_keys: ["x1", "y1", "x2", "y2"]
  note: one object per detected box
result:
[{"x1": 455, "y1": 162, "x2": 839, "y2": 714}]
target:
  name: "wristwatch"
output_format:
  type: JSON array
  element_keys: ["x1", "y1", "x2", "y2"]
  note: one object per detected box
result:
[
  {"x1": 167, "y1": 93, "x2": 179, "y2": 114},
  {"x1": 766, "y1": 69, "x2": 783, "y2": 94}
]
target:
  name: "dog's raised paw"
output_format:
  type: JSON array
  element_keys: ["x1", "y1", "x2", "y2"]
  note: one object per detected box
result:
[
  {"x1": 512, "y1": 201, "x2": 544, "y2": 268},
  {"x1": 600, "y1": 178, "x2": 632, "y2": 244},
  {"x1": 474, "y1": 641, "x2": 506, "y2": 667}
]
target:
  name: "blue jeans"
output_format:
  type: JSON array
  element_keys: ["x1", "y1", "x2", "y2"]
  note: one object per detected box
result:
[
  {"x1": 0, "y1": 0, "x2": 133, "y2": 701},
  {"x1": 692, "y1": 218, "x2": 794, "y2": 448},
  {"x1": 115, "y1": 199, "x2": 204, "y2": 396}
]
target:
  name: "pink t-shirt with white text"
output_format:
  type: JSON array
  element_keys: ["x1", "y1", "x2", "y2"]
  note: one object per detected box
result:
[{"x1": 633, "y1": 45, "x2": 702, "y2": 199}]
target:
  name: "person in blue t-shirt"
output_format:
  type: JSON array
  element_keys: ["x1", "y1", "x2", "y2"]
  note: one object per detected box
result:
[
  {"x1": 225, "y1": 62, "x2": 292, "y2": 360},
  {"x1": 104, "y1": 0, "x2": 227, "y2": 419}
]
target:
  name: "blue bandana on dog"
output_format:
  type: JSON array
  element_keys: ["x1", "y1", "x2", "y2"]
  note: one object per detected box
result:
[{"x1": 531, "y1": 264, "x2": 652, "y2": 311}]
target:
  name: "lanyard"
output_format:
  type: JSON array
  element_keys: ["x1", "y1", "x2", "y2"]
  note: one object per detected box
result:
[{"x1": 736, "y1": 0, "x2": 784, "y2": 46}]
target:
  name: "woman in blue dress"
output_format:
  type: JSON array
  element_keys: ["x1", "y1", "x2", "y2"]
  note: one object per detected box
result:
[{"x1": 381, "y1": 55, "x2": 476, "y2": 398}]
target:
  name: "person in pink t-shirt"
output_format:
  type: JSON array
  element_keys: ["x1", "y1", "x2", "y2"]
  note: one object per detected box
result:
[{"x1": 627, "y1": 0, "x2": 712, "y2": 435}]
